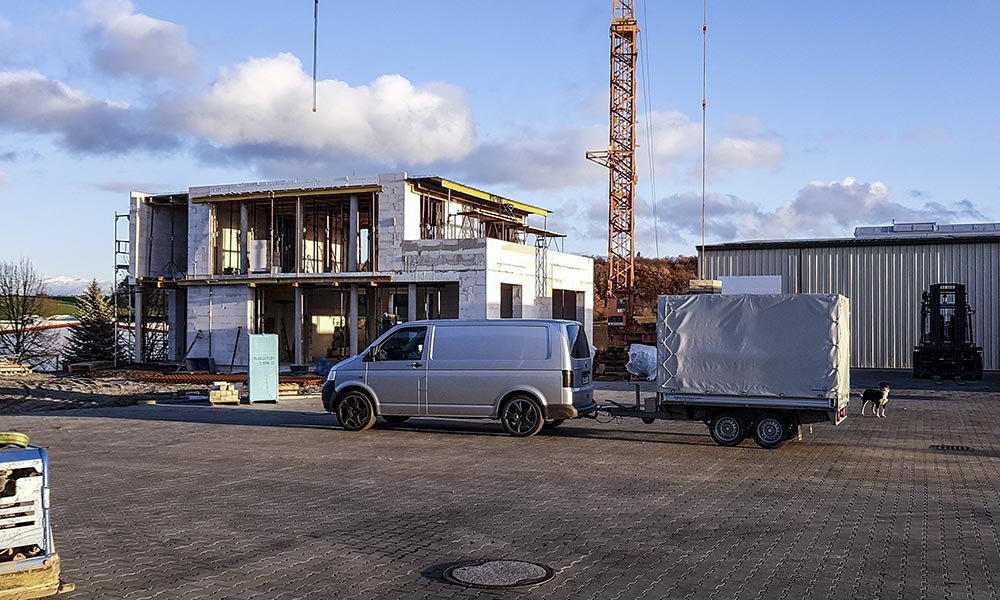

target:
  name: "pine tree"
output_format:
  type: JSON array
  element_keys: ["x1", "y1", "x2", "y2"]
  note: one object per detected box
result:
[{"x1": 63, "y1": 280, "x2": 118, "y2": 364}]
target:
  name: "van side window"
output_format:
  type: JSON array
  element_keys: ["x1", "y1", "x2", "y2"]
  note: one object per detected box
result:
[{"x1": 373, "y1": 327, "x2": 426, "y2": 361}]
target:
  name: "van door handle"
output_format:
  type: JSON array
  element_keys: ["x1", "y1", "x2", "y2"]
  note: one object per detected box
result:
[{"x1": 411, "y1": 362, "x2": 422, "y2": 369}]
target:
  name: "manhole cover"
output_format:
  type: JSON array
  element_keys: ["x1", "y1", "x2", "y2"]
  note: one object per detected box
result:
[
  {"x1": 931, "y1": 444, "x2": 976, "y2": 452},
  {"x1": 442, "y1": 559, "x2": 555, "y2": 589}
]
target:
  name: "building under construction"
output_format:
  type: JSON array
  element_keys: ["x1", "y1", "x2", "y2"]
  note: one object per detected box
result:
[{"x1": 127, "y1": 173, "x2": 593, "y2": 369}]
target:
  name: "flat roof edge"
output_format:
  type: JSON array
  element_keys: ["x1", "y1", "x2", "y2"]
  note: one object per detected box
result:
[
  {"x1": 190, "y1": 177, "x2": 382, "y2": 200},
  {"x1": 702, "y1": 234, "x2": 1000, "y2": 252}
]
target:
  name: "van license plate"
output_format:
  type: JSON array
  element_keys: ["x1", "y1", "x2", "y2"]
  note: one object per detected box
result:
[{"x1": 582, "y1": 371, "x2": 591, "y2": 385}]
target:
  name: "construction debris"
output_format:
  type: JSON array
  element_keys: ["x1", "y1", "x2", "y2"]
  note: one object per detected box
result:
[{"x1": 66, "y1": 361, "x2": 114, "y2": 373}]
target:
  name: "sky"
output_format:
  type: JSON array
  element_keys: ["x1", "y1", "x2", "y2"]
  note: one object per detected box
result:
[{"x1": 0, "y1": 0, "x2": 998, "y2": 288}]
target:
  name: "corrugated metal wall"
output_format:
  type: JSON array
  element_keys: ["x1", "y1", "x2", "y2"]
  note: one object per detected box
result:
[{"x1": 703, "y1": 241, "x2": 1000, "y2": 370}]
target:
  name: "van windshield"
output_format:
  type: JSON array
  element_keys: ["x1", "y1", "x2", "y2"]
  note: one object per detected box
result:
[{"x1": 566, "y1": 323, "x2": 591, "y2": 359}]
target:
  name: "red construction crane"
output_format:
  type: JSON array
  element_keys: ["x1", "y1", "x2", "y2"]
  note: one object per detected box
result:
[{"x1": 588, "y1": 0, "x2": 652, "y2": 357}]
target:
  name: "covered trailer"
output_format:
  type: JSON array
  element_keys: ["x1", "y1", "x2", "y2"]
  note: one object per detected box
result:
[{"x1": 604, "y1": 294, "x2": 851, "y2": 448}]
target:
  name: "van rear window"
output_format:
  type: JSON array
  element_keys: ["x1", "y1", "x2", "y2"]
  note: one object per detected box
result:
[
  {"x1": 432, "y1": 325, "x2": 549, "y2": 360},
  {"x1": 567, "y1": 324, "x2": 591, "y2": 359}
]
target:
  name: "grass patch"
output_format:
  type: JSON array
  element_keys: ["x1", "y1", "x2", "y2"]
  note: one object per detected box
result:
[{"x1": 39, "y1": 296, "x2": 78, "y2": 317}]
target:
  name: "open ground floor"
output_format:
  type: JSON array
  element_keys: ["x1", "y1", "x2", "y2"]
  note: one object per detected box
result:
[{"x1": 135, "y1": 277, "x2": 592, "y2": 370}]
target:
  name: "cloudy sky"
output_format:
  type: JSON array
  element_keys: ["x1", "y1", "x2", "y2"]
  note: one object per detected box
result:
[{"x1": 1, "y1": 1, "x2": 998, "y2": 285}]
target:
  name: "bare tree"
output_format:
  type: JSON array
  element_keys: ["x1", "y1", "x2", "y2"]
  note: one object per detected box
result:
[{"x1": 0, "y1": 257, "x2": 58, "y2": 366}]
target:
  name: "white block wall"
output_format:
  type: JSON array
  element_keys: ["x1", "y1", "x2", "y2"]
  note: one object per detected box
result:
[
  {"x1": 187, "y1": 203, "x2": 212, "y2": 278},
  {"x1": 549, "y1": 251, "x2": 595, "y2": 340},
  {"x1": 186, "y1": 285, "x2": 252, "y2": 369},
  {"x1": 376, "y1": 173, "x2": 409, "y2": 273},
  {"x1": 395, "y1": 239, "x2": 488, "y2": 319}
]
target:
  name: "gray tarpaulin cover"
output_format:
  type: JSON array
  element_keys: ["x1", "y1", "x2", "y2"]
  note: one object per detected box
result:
[{"x1": 657, "y1": 294, "x2": 850, "y2": 400}]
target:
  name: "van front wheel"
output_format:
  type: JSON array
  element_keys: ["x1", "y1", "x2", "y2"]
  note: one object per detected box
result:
[
  {"x1": 336, "y1": 390, "x2": 376, "y2": 432},
  {"x1": 500, "y1": 395, "x2": 545, "y2": 437}
]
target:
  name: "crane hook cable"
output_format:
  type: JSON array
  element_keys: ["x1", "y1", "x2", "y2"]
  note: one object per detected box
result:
[
  {"x1": 700, "y1": 0, "x2": 708, "y2": 280},
  {"x1": 640, "y1": 0, "x2": 660, "y2": 258},
  {"x1": 312, "y1": 0, "x2": 319, "y2": 112}
]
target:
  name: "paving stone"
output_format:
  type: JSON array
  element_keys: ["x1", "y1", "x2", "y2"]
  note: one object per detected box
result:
[{"x1": 2, "y1": 371, "x2": 998, "y2": 599}]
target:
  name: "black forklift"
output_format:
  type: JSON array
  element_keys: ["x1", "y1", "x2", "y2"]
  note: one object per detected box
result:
[{"x1": 912, "y1": 283, "x2": 984, "y2": 380}]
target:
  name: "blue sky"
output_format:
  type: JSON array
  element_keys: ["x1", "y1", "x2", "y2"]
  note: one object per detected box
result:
[{"x1": 1, "y1": 0, "x2": 998, "y2": 288}]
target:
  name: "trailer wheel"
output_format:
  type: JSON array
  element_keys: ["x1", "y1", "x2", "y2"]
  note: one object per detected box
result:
[
  {"x1": 751, "y1": 413, "x2": 787, "y2": 449},
  {"x1": 500, "y1": 395, "x2": 545, "y2": 437},
  {"x1": 641, "y1": 418, "x2": 656, "y2": 425},
  {"x1": 336, "y1": 390, "x2": 377, "y2": 432},
  {"x1": 709, "y1": 413, "x2": 746, "y2": 446}
]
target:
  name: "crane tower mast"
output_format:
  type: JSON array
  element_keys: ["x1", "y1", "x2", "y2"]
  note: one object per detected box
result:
[{"x1": 588, "y1": 0, "x2": 640, "y2": 332}]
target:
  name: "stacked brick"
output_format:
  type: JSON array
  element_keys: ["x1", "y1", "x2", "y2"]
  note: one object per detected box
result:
[{"x1": 208, "y1": 382, "x2": 240, "y2": 405}]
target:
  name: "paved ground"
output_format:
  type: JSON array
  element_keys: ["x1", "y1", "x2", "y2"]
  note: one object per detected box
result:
[{"x1": 3, "y1": 370, "x2": 999, "y2": 599}]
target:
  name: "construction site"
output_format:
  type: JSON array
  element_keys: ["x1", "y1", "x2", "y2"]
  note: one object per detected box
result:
[
  {"x1": 3, "y1": 1, "x2": 999, "y2": 599},
  {"x1": 123, "y1": 174, "x2": 593, "y2": 371}
]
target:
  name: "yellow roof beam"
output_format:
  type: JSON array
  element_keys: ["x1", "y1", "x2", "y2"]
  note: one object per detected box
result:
[
  {"x1": 414, "y1": 177, "x2": 550, "y2": 216},
  {"x1": 191, "y1": 184, "x2": 383, "y2": 203}
]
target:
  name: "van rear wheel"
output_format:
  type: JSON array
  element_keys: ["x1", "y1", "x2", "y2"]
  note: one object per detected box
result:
[
  {"x1": 336, "y1": 390, "x2": 376, "y2": 432},
  {"x1": 500, "y1": 395, "x2": 545, "y2": 437}
]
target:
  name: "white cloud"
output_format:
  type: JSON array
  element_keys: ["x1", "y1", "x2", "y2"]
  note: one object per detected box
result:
[
  {"x1": 642, "y1": 110, "x2": 703, "y2": 162},
  {"x1": 726, "y1": 115, "x2": 767, "y2": 137},
  {"x1": 0, "y1": 172, "x2": 7, "y2": 186},
  {"x1": 635, "y1": 110, "x2": 784, "y2": 178},
  {"x1": 456, "y1": 125, "x2": 606, "y2": 189},
  {"x1": 83, "y1": 0, "x2": 198, "y2": 81},
  {"x1": 710, "y1": 137, "x2": 784, "y2": 171},
  {"x1": 165, "y1": 53, "x2": 477, "y2": 166},
  {"x1": 0, "y1": 70, "x2": 175, "y2": 153},
  {"x1": 655, "y1": 177, "x2": 991, "y2": 244}
]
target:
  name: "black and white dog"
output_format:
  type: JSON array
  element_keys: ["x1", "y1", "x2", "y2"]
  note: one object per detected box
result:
[{"x1": 860, "y1": 382, "x2": 891, "y2": 418}]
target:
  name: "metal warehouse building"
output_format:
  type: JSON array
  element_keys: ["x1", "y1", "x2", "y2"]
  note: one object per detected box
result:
[{"x1": 699, "y1": 222, "x2": 1000, "y2": 371}]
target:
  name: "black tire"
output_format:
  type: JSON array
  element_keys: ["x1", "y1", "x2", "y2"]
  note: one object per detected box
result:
[
  {"x1": 751, "y1": 413, "x2": 787, "y2": 450},
  {"x1": 542, "y1": 419, "x2": 565, "y2": 429},
  {"x1": 500, "y1": 395, "x2": 545, "y2": 437},
  {"x1": 641, "y1": 417, "x2": 656, "y2": 425},
  {"x1": 335, "y1": 390, "x2": 376, "y2": 432},
  {"x1": 382, "y1": 416, "x2": 410, "y2": 424},
  {"x1": 709, "y1": 412, "x2": 747, "y2": 447}
]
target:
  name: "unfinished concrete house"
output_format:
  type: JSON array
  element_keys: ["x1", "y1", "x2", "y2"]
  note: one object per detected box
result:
[{"x1": 128, "y1": 173, "x2": 594, "y2": 369}]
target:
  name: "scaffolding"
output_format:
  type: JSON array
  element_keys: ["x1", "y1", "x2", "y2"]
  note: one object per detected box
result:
[{"x1": 113, "y1": 212, "x2": 133, "y2": 365}]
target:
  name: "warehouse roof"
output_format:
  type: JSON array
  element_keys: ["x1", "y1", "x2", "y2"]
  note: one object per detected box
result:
[{"x1": 702, "y1": 222, "x2": 1000, "y2": 251}]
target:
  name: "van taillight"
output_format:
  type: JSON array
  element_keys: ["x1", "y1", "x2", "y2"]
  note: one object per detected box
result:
[{"x1": 563, "y1": 370, "x2": 573, "y2": 388}]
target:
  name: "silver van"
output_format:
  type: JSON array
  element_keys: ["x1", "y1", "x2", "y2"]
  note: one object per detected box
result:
[{"x1": 321, "y1": 319, "x2": 596, "y2": 437}]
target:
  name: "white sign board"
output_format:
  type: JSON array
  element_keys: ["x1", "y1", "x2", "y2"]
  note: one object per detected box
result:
[{"x1": 720, "y1": 275, "x2": 782, "y2": 295}]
